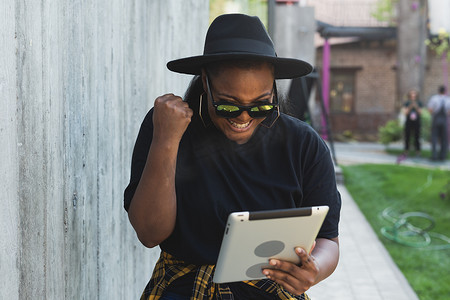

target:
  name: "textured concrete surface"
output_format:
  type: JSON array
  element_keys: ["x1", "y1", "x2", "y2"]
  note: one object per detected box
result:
[{"x1": 0, "y1": 1, "x2": 208, "y2": 299}]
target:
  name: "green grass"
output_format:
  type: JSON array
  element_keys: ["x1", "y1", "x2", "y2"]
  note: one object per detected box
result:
[
  {"x1": 385, "y1": 148, "x2": 450, "y2": 159},
  {"x1": 341, "y1": 164, "x2": 450, "y2": 300}
]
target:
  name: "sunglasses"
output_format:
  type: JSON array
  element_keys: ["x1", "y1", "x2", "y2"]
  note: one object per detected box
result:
[{"x1": 206, "y1": 75, "x2": 278, "y2": 119}]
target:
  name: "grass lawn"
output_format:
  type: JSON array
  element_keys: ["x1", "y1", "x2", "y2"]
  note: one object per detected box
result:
[{"x1": 341, "y1": 164, "x2": 450, "y2": 300}]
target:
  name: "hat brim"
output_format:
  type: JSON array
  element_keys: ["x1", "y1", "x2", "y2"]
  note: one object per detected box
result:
[{"x1": 167, "y1": 53, "x2": 313, "y2": 79}]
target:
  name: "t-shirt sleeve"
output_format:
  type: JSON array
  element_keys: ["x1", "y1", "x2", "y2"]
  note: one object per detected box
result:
[
  {"x1": 123, "y1": 109, "x2": 154, "y2": 212},
  {"x1": 300, "y1": 131, "x2": 341, "y2": 239}
]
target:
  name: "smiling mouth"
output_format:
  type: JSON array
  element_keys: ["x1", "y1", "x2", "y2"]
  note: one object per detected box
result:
[{"x1": 228, "y1": 119, "x2": 251, "y2": 129}]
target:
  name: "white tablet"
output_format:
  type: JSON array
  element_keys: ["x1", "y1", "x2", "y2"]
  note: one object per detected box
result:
[{"x1": 213, "y1": 206, "x2": 329, "y2": 283}]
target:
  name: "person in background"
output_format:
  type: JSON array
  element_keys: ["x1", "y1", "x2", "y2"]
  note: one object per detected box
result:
[
  {"x1": 124, "y1": 14, "x2": 341, "y2": 300},
  {"x1": 402, "y1": 89, "x2": 423, "y2": 157},
  {"x1": 427, "y1": 85, "x2": 450, "y2": 161}
]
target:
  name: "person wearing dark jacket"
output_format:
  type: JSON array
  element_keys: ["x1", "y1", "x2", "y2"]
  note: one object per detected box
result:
[{"x1": 428, "y1": 85, "x2": 450, "y2": 161}]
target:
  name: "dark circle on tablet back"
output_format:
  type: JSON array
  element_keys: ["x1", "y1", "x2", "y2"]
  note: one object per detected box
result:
[
  {"x1": 254, "y1": 240, "x2": 285, "y2": 257},
  {"x1": 246, "y1": 262, "x2": 271, "y2": 278}
]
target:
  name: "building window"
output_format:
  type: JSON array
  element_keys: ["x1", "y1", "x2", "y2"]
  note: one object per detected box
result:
[{"x1": 329, "y1": 70, "x2": 356, "y2": 113}]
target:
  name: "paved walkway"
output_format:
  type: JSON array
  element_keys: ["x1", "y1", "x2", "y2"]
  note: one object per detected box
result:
[
  {"x1": 307, "y1": 141, "x2": 450, "y2": 300},
  {"x1": 330, "y1": 141, "x2": 450, "y2": 170}
]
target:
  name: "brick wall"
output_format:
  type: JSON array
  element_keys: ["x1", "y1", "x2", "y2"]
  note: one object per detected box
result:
[{"x1": 315, "y1": 40, "x2": 448, "y2": 139}]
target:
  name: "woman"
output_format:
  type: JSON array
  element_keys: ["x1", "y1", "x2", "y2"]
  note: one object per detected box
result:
[
  {"x1": 402, "y1": 89, "x2": 423, "y2": 157},
  {"x1": 124, "y1": 14, "x2": 341, "y2": 299}
]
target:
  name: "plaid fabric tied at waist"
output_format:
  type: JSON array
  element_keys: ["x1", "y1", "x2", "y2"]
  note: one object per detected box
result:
[{"x1": 140, "y1": 251, "x2": 310, "y2": 300}]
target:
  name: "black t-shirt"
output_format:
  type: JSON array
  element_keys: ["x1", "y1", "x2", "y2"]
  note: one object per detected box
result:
[
  {"x1": 403, "y1": 100, "x2": 423, "y2": 122},
  {"x1": 124, "y1": 108, "x2": 341, "y2": 265}
]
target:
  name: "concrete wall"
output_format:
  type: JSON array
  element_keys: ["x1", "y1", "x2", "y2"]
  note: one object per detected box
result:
[
  {"x1": 272, "y1": 6, "x2": 316, "y2": 66},
  {"x1": 270, "y1": 5, "x2": 316, "y2": 95},
  {"x1": 0, "y1": 1, "x2": 209, "y2": 299}
]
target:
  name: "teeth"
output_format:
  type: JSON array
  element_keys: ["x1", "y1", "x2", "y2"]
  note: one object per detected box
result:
[{"x1": 228, "y1": 119, "x2": 250, "y2": 129}]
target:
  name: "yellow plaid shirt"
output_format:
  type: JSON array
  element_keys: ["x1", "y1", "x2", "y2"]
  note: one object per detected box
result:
[{"x1": 141, "y1": 251, "x2": 310, "y2": 300}]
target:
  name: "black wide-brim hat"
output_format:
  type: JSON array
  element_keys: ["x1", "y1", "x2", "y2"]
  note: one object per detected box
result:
[{"x1": 167, "y1": 14, "x2": 313, "y2": 79}]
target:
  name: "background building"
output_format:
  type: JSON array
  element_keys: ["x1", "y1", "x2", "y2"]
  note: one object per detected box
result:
[{"x1": 310, "y1": 0, "x2": 450, "y2": 140}]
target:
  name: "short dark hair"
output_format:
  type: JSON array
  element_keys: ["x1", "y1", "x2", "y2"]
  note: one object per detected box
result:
[{"x1": 439, "y1": 85, "x2": 446, "y2": 94}]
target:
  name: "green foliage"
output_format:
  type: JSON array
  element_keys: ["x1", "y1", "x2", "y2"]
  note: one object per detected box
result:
[
  {"x1": 342, "y1": 164, "x2": 450, "y2": 300},
  {"x1": 342, "y1": 130, "x2": 354, "y2": 139},
  {"x1": 371, "y1": 0, "x2": 398, "y2": 25},
  {"x1": 425, "y1": 29, "x2": 450, "y2": 61},
  {"x1": 378, "y1": 119, "x2": 403, "y2": 146},
  {"x1": 209, "y1": 0, "x2": 268, "y2": 26},
  {"x1": 425, "y1": 28, "x2": 449, "y2": 88}
]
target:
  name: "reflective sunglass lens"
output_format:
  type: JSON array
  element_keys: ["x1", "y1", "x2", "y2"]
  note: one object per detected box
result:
[
  {"x1": 217, "y1": 105, "x2": 240, "y2": 113},
  {"x1": 215, "y1": 104, "x2": 276, "y2": 118},
  {"x1": 250, "y1": 105, "x2": 274, "y2": 112}
]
